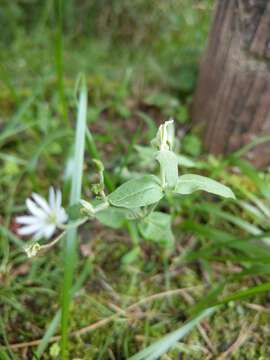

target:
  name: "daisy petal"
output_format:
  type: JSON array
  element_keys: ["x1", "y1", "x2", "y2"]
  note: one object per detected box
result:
[
  {"x1": 32, "y1": 193, "x2": 50, "y2": 213},
  {"x1": 17, "y1": 223, "x2": 43, "y2": 236},
  {"x1": 33, "y1": 228, "x2": 45, "y2": 241},
  {"x1": 16, "y1": 216, "x2": 39, "y2": 225},
  {"x1": 43, "y1": 224, "x2": 56, "y2": 239},
  {"x1": 56, "y1": 208, "x2": 68, "y2": 225},
  {"x1": 49, "y1": 187, "x2": 56, "y2": 209},
  {"x1": 26, "y1": 198, "x2": 47, "y2": 219},
  {"x1": 56, "y1": 189, "x2": 62, "y2": 210}
]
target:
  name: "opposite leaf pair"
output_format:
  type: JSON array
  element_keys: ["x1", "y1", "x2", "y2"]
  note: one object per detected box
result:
[
  {"x1": 107, "y1": 120, "x2": 234, "y2": 210},
  {"x1": 17, "y1": 119, "x2": 235, "y2": 255},
  {"x1": 97, "y1": 120, "x2": 234, "y2": 247},
  {"x1": 107, "y1": 172, "x2": 235, "y2": 210}
]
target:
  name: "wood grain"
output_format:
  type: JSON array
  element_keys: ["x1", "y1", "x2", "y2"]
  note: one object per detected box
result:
[{"x1": 192, "y1": 0, "x2": 270, "y2": 167}]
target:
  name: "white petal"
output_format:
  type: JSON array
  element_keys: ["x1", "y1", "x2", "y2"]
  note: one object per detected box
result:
[
  {"x1": 56, "y1": 208, "x2": 68, "y2": 224},
  {"x1": 43, "y1": 224, "x2": 56, "y2": 239},
  {"x1": 26, "y1": 199, "x2": 47, "y2": 219},
  {"x1": 49, "y1": 187, "x2": 56, "y2": 209},
  {"x1": 32, "y1": 193, "x2": 50, "y2": 213},
  {"x1": 16, "y1": 216, "x2": 39, "y2": 225},
  {"x1": 33, "y1": 228, "x2": 45, "y2": 241},
  {"x1": 56, "y1": 189, "x2": 62, "y2": 210},
  {"x1": 17, "y1": 223, "x2": 43, "y2": 236}
]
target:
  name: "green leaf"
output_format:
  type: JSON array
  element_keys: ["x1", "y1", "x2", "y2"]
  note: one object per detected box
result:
[
  {"x1": 156, "y1": 150, "x2": 178, "y2": 188},
  {"x1": 96, "y1": 207, "x2": 127, "y2": 229},
  {"x1": 121, "y1": 246, "x2": 141, "y2": 265},
  {"x1": 138, "y1": 211, "x2": 174, "y2": 246},
  {"x1": 108, "y1": 175, "x2": 163, "y2": 209},
  {"x1": 177, "y1": 154, "x2": 198, "y2": 168},
  {"x1": 134, "y1": 145, "x2": 200, "y2": 169},
  {"x1": 174, "y1": 174, "x2": 235, "y2": 199},
  {"x1": 134, "y1": 145, "x2": 156, "y2": 162}
]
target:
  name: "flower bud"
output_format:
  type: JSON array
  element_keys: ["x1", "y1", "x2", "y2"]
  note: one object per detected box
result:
[{"x1": 151, "y1": 119, "x2": 174, "y2": 151}]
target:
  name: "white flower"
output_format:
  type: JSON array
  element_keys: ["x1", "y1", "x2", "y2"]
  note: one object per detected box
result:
[
  {"x1": 151, "y1": 119, "x2": 175, "y2": 151},
  {"x1": 16, "y1": 187, "x2": 68, "y2": 240}
]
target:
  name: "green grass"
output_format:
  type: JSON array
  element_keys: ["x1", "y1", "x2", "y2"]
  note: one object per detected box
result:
[{"x1": 2, "y1": 1, "x2": 270, "y2": 359}]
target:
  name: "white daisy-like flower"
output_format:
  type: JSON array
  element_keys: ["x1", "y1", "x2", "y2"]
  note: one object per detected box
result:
[{"x1": 16, "y1": 187, "x2": 68, "y2": 240}]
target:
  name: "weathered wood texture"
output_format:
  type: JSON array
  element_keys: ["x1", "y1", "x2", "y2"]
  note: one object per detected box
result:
[{"x1": 193, "y1": 0, "x2": 270, "y2": 166}]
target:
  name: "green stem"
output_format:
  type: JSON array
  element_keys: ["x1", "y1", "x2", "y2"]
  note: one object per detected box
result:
[
  {"x1": 86, "y1": 128, "x2": 114, "y2": 192},
  {"x1": 126, "y1": 221, "x2": 140, "y2": 245},
  {"x1": 58, "y1": 217, "x2": 88, "y2": 230},
  {"x1": 160, "y1": 166, "x2": 166, "y2": 189}
]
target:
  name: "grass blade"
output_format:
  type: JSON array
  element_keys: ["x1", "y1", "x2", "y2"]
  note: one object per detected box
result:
[
  {"x1": 195, "y1": 203, "x2": 262, "y2": 236},
  {"x1": 215, "y1": 282, "x2": 270, "y2": 306},
  {"x1": 60, "y1": 76, "x2": 87, "y2": 359},
  {"x1": 128, "y1": 307, "x2": 217, "y2": 360},
  {"x1": 229, "y1": 158, "x2": 270, "y2": 201},
  {"x1": 36, "y1": 312, "x2": 61, "y2": 358},
  {"x1": 54, "y1": 0, "x2": 67, "y2": 118}
]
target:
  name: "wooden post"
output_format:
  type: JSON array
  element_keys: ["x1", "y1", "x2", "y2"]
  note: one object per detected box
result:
[{"x1": 192, "y1": 0, "x2": 270, "y2": 167}]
